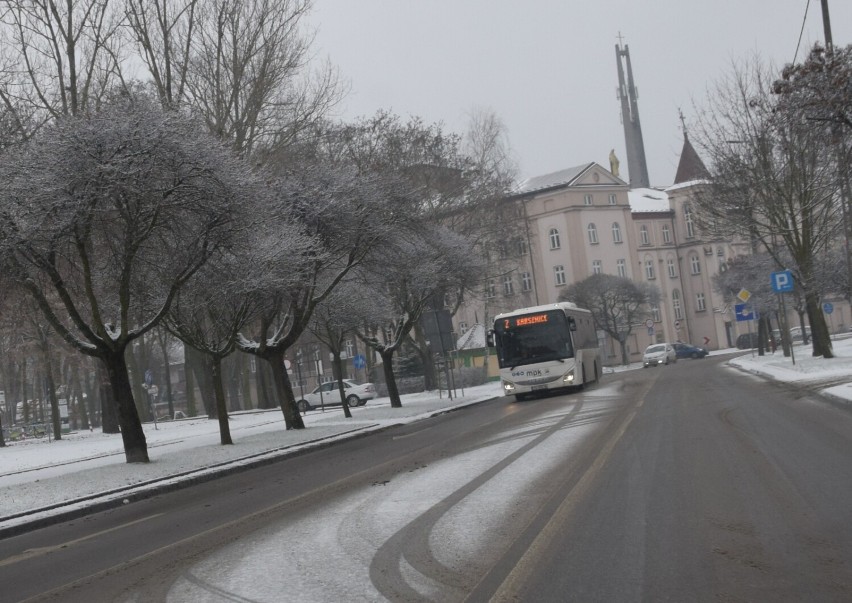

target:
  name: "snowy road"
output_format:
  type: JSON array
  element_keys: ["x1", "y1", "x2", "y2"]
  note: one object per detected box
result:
[{"x1": 1, "y1": 380, "x2": 634, "y2": 602}]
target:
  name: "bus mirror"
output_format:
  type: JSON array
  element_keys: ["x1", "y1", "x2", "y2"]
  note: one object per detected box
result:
[
  {"x1": 568, "y1": 317, "x2": 577, "y2": 331},
  {"x1": 486, "y1": 329, "x2": 495, "y2": 347}
]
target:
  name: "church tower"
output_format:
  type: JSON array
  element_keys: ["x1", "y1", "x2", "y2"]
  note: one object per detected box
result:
[{"x1": 615, "y1": 39, "x2": 650, "y2": 188}]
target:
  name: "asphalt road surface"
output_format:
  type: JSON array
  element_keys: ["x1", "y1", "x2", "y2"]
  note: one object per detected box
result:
[{"x1": 2, "y1": 356, "x2": 852, "y2": 602}]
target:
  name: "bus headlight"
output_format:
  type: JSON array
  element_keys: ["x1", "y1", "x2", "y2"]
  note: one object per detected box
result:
[
  {"x1": 563, "y1": 370, "x2": 575, "y2": 384},
  {"x1": 503, "y1": 381, "x2": 515, "y2": 393}
]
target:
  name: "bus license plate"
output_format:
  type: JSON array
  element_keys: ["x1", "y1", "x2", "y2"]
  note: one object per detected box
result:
[{"x1": 531, "y1": 385, "x2": 547, "y2": 391}]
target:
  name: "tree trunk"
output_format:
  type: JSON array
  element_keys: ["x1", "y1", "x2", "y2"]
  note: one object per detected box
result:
[
  {"x1": 102, "y1": 351, "x2": 149, "y2": 463},
  {"x1": 619, "y1": 338, "x2": 629, "y2": 366},
  {"x1": 43, "y1": 346, "x2": 62, "y2": 440},
  {"x1": 266, "y1": 350, "x2": 305, "y2": 429},
  {"x1": 806, "y1": 293, "x2": 833, "y2": 358},
  {"x1": 413, "y1": 323, "x2": 437, "y2": 390},
  {"x1": 99, "y1": 361, "x2": 120, "y2": 433},
  {"x1": 71, "y1": 363, "x2": 90, "y2": 430},
  {"x1": 333, "y1": 352, "x2": 352, "y2": 418},
  {"x1": 240, "y1": 353, "x2": 254, "y2": 410},
  {"x1": 381, "y1": 349, "x2": 402, "y2": 408},
  {"x1": 210, "y1": 355, "x2": 233, "y2": 445},
  {"x1": 158, "y1": 332, "x2": 175, "y2": 419},
  {"x1": 184, "y1": 345, "x2": 199, "y2": 417}
]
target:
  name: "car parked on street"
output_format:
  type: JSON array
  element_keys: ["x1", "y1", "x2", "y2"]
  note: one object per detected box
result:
[
  {"x1": 673, "y1": 342, "x2": 709, "y2": 359},
  {"x1": 736, "y1": 332, "x2": 760, "y2": 350},
  {"x1": 643, "y1": 343, "x2": 677, "y2": 367},
  {"x1": 297, "y1": 379, "x2": 377, "y2": 412}
]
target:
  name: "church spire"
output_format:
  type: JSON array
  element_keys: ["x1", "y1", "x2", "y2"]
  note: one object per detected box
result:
[{"x1": 673, "y1": 110, "x2": 710, "y2": 184}]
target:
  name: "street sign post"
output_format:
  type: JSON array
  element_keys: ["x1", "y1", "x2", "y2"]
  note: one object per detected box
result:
[{"x1": 771, "y1": 270, "x2": 795, "y2": 365}]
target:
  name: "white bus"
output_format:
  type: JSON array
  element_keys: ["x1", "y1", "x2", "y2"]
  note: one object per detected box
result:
[{"x1": 489, "y1": 302, "x2": 602, "y2": 401}]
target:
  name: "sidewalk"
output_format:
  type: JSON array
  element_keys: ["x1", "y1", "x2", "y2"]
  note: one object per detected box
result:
[{"x1": 2, "y1": 338, "x2": 852, "y2": 538}]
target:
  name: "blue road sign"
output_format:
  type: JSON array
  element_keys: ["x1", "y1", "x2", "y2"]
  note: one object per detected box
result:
[
  {"x1": 771, "y1": 270, "x2": 794, "y2": 293},
  {"x1": 353, "y1": 354, "x2": 366, "y2": 369},
  {"x1": 734, "y1": 303, "x2": 756, "y2": 322},
  {"x1": 824, "y1": 302, "x2": 834, "y2": 314}
]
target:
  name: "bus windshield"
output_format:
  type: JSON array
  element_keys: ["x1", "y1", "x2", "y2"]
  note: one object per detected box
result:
[{"x1": 494, "y1": 310, "x2": 574, "y2": 368}]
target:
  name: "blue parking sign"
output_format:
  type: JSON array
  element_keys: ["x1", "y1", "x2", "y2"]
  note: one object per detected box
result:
[{"x1": 771, "y1": 270, "x2": 794, "y2": 293}]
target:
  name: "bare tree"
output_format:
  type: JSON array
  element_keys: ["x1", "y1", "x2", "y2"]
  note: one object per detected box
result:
[
  {"x1": 692, "y1": 57, "x2": 840, "y2": 358},
  {"x1": 179, "y1": 0, "x2": 341, "y2": 155},
  {"x1": 124, "y1": 0, "x2": 198, "y2": 106},
  {"x1": 560, "y1": 274, "x2": 659, "y2": 365},
  {"x1": 0, "y1": 92, "x2": 253, "y2": 462},
  {"x1": 0, "y1": 0, "x2": 126, "y2": 136}
]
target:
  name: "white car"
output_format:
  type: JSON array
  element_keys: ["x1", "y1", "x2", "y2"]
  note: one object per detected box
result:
[
  {"x1": 643, "y1": 343, "x2": 677, "y2": 367},
  {"x1": 297, "y1": 379, "x2": 377, "y2": 411}
]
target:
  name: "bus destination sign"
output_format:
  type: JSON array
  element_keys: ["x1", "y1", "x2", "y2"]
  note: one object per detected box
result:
[{"x1": 510, "y1": 313, "x2": 549, "y2": 327}]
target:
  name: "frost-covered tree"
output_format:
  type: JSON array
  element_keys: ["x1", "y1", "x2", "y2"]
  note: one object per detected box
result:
[
  {"x1": 236, "y1": 159, "x2": 396, "y2": 429},
  {"x1": 0, "y1": 93, "x2": 254, "y2": 462},
  {"x1": 560, "y1": 274, "x2": 659, "y2": 366},
  {"x1": 356, "y1": 225, "x2": 482, "y2": 407}
]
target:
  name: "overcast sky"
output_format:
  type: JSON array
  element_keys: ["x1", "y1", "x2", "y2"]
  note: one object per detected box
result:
[{"x1": 306, "y1": 1, "x2": 852, "y2": 187}]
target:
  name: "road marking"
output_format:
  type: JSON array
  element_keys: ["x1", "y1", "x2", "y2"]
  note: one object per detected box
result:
[
  {"x1": 0, "y1": 513, "x2": 165, "y2": 567},
  {"x1": 484, "y1": 375, "x2": 657, "y2": 601}
]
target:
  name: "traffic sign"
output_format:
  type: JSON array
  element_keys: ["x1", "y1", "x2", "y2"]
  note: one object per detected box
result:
[
  {"x1": 737, "y1": 289, "x2": 751, "y2": 303},
  {"x1": 353, "y1": 354, "x2": 366, "y2": 369},
  {"x1": 824, "y1": 302, "x2": 834, "y2": 315},
  {"x1": 645, "y1": 319, "x2": 654, "y2": 329},
  {"x1": 734, "y1": 303, "x2": 756, "y2": 322},
  {"x1": 771, "y1": 270, "x2": 794, "y2": 293}
]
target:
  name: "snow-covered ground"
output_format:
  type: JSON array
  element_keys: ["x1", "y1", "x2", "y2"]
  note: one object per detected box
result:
[{"x1": 2, "y1": 337, "x2": 852, "y2": 535}]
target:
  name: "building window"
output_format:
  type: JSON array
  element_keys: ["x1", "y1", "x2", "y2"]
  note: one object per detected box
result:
[
  {"x1": 517, "y1": 237, "x2": 528, "y2": 255},
  {"x1": 521, "y1": 271, "x2": 532, "y2": 291},
  {"x1": 662, "y1": 224, "x2": 672, "y2": 244},
  {"x1": 485, "y1": 279, "x2": 496, "y2": 298},
  {"x1": 592, "y1": 260, "x2": 602, "y2": 274},
  {"x1": 651, "y1": 304, "x2": 661, "y2": 322},
  {"x1": 584, "y1": 193, "x2": 593, "y2": 206},
  {"x1": 673, "y1": 289, "x2": 683, "y2": 320},
  {"x1": 667, "y1": 257, "x2": 677, "y2": 278},
  {"x1": 503, "y1": 275, "x2": 514, "y2": 295},
  {"x1": 684, "y1": 205, "x2": 695, "y2": 238},
  {"x1": 587, "y1": 223, "x2": 598, "y2": 244},
  {"x1": 345, "y1": 339, "x2": 354, "y2": 358},
  {"x1": 549, "y1": 228, "x2": 561, "y2": 250},
  {"x1": 608, "y1": 193, "x2": 617, "y2": 205},
  {"x1": 612, "y1": 222, "x2": 622, "y2": 243},
  {"x1": 497, "y1": 242, "x2": 508, "y2": 259},
  {"x1": 459, "y1": 321, "x2": 468, "y2": 333},
  {"x1": 554, "y1": 265, "x2": 566, "y2": 286},
  {"x1": 690, "y1": 254, "x2": 701, "y2": 274},
  {"x1": 696, "y1": 292, "x2": 707, "y2": 311},
  {"x1": 640, "y1": 225, "x2": 650, "y2": 246},
  {"x1": 645, "y1": 258, "x2": 655, "y2": 280},
  {"x1": 617, "y1": 259, "x2": 626, "y2": 277}
]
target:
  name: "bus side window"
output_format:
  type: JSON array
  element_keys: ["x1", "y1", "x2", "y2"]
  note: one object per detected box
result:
[{"x1": 568, "y1": 316, "x2": 577, "y2": 331}]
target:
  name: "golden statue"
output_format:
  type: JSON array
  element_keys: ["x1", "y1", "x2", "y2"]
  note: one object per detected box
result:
[{"x1": 609, "y1": 149, "x2": 620, "y2": 177}]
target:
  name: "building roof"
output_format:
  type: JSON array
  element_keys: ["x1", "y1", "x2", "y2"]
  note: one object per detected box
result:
[
  {"x1": 516, "y1": 163, "x2": 594, "y2": 194},
  {"x1": 673, "y1": 133, "x2": 710, "y2": 184},
  {"x1": 628, "y1": 187, "x2": 671, "y2": 213},
  {"x1": 456, "y1": 323, "x2": 486, "y2": 350}
]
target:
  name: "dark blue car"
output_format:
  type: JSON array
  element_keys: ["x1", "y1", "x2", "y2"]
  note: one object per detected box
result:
[{"x1": 673, "y1": 342, "x2": 709, "y2": 359}]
